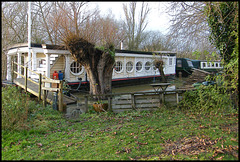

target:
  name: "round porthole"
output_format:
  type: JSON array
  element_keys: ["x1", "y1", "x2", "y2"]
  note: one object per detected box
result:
[
  {"x1": 136, "y1": 61, "x2": 143, "y2": 72},
  {"x1": 114, "y1": 61, "x2": 123, "y2": 73},
  {"x1": 70, "y1": 61, "x2": 83, "y2": 75},
  {"x1": 126, "y1": 61, "x2": 133, "y2": 73},
  {"x1": 145, "y1": 61, "x2": 151, "y2": 71}
]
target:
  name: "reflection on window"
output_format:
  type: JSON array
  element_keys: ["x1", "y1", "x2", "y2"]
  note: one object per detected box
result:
[
  {"x1": 136, "y1": 61, "x2": 143, "y2": 71},
  {"x1": 145, "y1": 61, "x2": 151, "y2": 70},
  {"x1": 126, "y1": 61, "x2": 133, "y2": 72}
]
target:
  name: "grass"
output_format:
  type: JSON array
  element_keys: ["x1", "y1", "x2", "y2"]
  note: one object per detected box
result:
[{"x1": 2, "y1": 105, "x2": 238, "y2": 160}]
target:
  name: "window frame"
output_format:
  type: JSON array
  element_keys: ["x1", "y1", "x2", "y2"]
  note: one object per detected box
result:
[
  {"x1": 114, "y1": 61, "x2": 123, "y2": 73},
  {"x1": 70, "y1": 61, "x2": 83, "y2": 75},
  {"x1": 126, "y1": 61, "x2": 134, "y2": 73},
  {"x1": 136, "y1": 61, "x2": 143, "y2": 72}
]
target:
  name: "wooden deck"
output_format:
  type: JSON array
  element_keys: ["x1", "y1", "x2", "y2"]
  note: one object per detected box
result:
[{"x1": 14, "y1": 78, "x2": 77, "y2": 105}]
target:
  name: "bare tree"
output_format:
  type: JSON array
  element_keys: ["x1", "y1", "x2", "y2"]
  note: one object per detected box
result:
[
  {"x1": 52, "y1": 2, "x2": 127, "y2": 97},
  {"x1": 123, "y1": 2, "x2": 150, "y2": 50},
  {"x1": 166, "y1": 2, "x2": 218, "y2": 59},
  {"x1": 140, "y1": 30, "x2": 174, "y2": 52}
]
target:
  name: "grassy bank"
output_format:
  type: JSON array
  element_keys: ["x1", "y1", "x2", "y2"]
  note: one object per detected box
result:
[{"x1": 2, "y1": 85, "x2": 238, "y2": 160}]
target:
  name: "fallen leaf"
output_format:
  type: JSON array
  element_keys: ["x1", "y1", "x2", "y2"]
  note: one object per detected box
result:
[
  {"x1": 128, "y1": 156, "x2": 135, "y2": 160},
  {"x1": 37, "y1": 143, "x2": 42, "y2": 147},
  {"x1": 215, "y1": 149, "x2": 224, "y2": 154},
  {"x1": 216, "y1": 156, "x2": 224, "y2": 160},
  {"x1": 231, "y1": 138, "x2": 237, "y2": 142}
]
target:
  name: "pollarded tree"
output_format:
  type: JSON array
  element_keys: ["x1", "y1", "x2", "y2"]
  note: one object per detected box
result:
[
  {"x1": 153, "y1": 54, "x2": 167, "y2": 83},
  {"x1": 64, "y1": 35, "x2": 115, "y2": 97}
]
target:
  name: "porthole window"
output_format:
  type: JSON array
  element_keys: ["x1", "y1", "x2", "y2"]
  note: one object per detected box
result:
[
  {"x1": 114, "y1": 61, "x2": 123, "y2": 73},
  {"x1": 145, "y1": 61, "x2": 151, "y2": 71},
  {"x1": 126, "y1": 61, "x2": 133, "y2": 73},
  {"x1": 70, "y1": 61, "x2": 83, "y2": 75},
  {"x1": 136, "y1": 61, "x2": 143, "y2": 72}
]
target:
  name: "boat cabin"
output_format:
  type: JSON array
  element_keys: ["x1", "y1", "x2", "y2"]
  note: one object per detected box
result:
[{"x1": 6, "y1": 43, "x2": 176, "y2": 87}]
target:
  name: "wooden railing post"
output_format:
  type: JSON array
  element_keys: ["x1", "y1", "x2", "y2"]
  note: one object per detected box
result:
[
  {"x1": 58, "y1": 80, "x2": 63, "y2": 112},
  {"x1": 25, "y1": 67, "x2": 28, "y2": 93},
  {"x1": 43, "y1": 90, "x2": 46, "y2": 108},
  {"x1": 176, "y1": 91, "x2": 179, "y2": 104},
  {"x1": 85, "y1": 96, "x2": 89, "y2": 113},
  {"x1": 108, "y1": 96, "x2": 112, "y2": 112},
  {"x1": 38, "y1": 73, "x2": 42, "y2": 101},
  {"x1": 131, "y1": 93, "x2": 136, "y2": 110},
  {"x1": 11, "y1": 61, "x2": 14, "y2": 83}
]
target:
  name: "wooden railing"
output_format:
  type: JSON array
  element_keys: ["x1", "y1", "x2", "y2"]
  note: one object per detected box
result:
[{"x1": 12, "y1": 61, "x2": 64, "y2": 112}]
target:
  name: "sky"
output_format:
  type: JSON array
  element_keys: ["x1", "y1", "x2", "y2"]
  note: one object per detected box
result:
[{"x1": 89, "y1": 2, "x2": 171, "y2": 35}]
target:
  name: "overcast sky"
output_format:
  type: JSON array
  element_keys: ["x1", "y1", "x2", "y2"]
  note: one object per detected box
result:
[{"x1": 89, "y1": 2, "x2": 171, "y2": 35}]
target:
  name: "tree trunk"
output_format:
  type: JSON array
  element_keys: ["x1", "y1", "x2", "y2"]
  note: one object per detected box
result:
[
  {"x1": 154, "y1": 59, "x2": 167, "y2": 83},
  {"x1": 64, "y1": 37, "x2": 115, "y2": 99},
  {"x1": 158, "y1": 66, "x2": 167, "y2": 82}
]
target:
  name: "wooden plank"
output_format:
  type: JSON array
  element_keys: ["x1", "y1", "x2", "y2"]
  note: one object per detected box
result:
[
  {"x1": 136, "y1": 99, "x2": 159, "y2": 104},
  {"x1": 112, "y1": 99, "x2": 131, "y2": 105},
  {"x1": 135, "y1": 103, "x2": 160, "y2": 108},
  {"x1": 42, "y1": 87, "x2": 59, "y2": 91},
  {"x1": 42, "y1": 79, "x2": 60, "y2": 83},
  {"x1": 112, "y1": 104, "x2": 132, "y2": 109}
]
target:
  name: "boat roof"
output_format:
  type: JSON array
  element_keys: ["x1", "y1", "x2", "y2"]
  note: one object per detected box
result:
[{"x1": 7, "y1": 43, "x2": 176, "y2": 56}]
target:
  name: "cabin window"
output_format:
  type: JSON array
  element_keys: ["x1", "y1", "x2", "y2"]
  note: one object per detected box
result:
[
  {"x1": 126, "y1": 61, "x2": 133, "y2": 72},
  {"x1": 177, "y1": 60, "x2": 182, "y2": 67},
  {"x1": 145, "y1": 61, "x2": 151, "y2": 71},
  {"x1": 114, "y1": 61, "x2": 123, "y2": 73},
  {"x1": 208, "y1": 63, "x2": 211, "y2": 67},
  {"x1": 169, "y1": 58, "x2": 173, "y2": 66},
  {"x1": 70, "y1": 61, "x2": 83, "y2": 75},
  {"x1": 136, "y1": 61, "x2": 143, "y2": 72},
  {"x1": 202, "y1": 62, "x2": 206, "y2": 68},
  {"x1": 216, "y1": 63, "x2": 218, "y2": 67}
]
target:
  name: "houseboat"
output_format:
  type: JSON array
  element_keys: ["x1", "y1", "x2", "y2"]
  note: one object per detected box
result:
[
  {"x1": 6, "y1": 43, "x2": 176, "y2": 89},
  {"x1": 176, "y1": 58, "x2": 223, "y2": 77}
]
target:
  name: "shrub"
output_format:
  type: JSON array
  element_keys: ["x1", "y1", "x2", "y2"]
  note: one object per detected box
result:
[
  {"x1": 179, "y1": 85, "x2": 234, "y2": 114},
  {"x1": 2, "y1": 86, "x2": 32, "y2": 131}
]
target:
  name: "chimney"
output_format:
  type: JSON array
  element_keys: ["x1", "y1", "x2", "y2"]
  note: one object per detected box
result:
[{"x1": 120, "y1": 41, "x2": 123, "y2": 50}]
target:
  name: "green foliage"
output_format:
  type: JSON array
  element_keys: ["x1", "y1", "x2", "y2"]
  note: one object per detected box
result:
[
  {"x1": 95, "y1": 45, "x2": 115, "y2": 58},
  {"x1": 2, "y1": 86, "x2": 30, "y2": 131},
  {"x1": 205, "y1": 2, "x2": 238, "y2": 64},
  {"x1": 179, "y1": 85, "x2": 235, "y2": 114}
]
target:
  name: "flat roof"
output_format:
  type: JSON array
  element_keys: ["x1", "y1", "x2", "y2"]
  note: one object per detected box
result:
[{"x1": 7, "y1": 43, "x2": 176, "y2": 56}]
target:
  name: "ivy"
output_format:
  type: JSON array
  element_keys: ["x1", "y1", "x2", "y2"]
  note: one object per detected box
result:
[{"x1": 95, "y1": 45, "x2": 115, "y2": 58}]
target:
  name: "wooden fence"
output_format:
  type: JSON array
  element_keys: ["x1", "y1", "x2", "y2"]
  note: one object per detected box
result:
[{"x1": 84, "y1": 89, "x2": 189, "y2": 113}]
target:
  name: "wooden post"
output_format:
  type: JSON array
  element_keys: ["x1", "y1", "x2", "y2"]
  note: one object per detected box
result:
[
  {"x1": 43, "y1": 90, "x2": 46, "y2": 108},
  {"x1": 108, "y1": 96, "x2": 112, "y2": 112},
  {"x1": 58, "y1": 80, "x2": 63, "y2": 112},
  {"x1": 131, "y1": 93, "x2": 136, "y2": 110},
  {"x1": 176, "y1": 92, "x2": 179, "y2": 104},
  {"x1": 11, "y1": 61, "x2": 14, "y2": 83},
  {"x1": 84, "y1": 96, "x2": 88, "y2": 113},
  {"x1": 38, "y1": 73, "x2": 42, "y2": 101},
  {"x1": 162, "y1": 92, "x2": 165, "y2": 103},
  {"x1": 25, "y1": 67, "x2": 28, "y2": 93}
]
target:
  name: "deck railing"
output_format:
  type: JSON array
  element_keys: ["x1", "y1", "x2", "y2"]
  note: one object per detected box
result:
[{"x1": 12, "y1": 61, "x2": 64, "y2": 112}]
